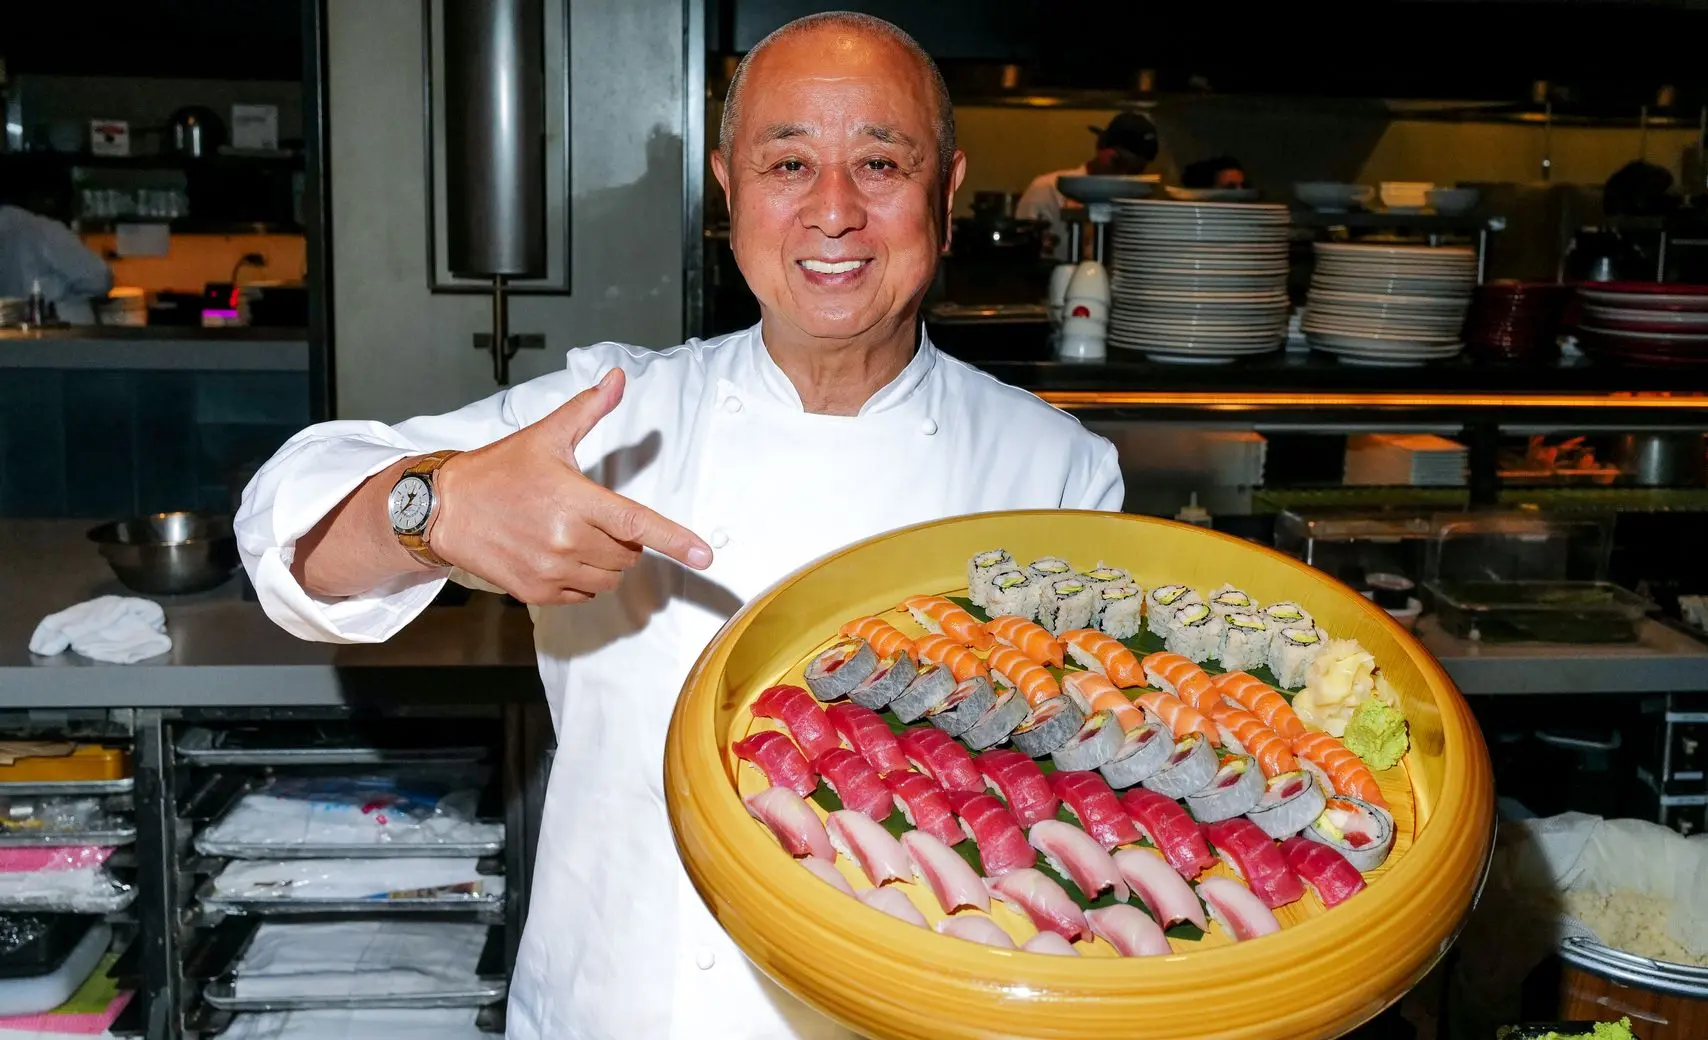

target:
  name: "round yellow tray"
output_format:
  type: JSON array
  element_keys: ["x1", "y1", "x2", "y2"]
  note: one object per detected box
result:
[{"x1": 665, "y1": 511, "x2": 1494, "y2": 1040}]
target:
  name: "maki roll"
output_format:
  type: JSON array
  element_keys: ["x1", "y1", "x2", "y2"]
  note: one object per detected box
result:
[
  {"x1": 1095, "y1": 582, "x2": 1146, "y2": 640},
  {"x1": 1038, "y1": 575, "x2": 1099, "y2": 637},
  {"x1": 1142, "y1": 733, "x2": 1218, "y2": 799},
  {"x1": 962, "y1": 690, "x2": 1030, "y2": 752},
  {"x1": 967, "y1": 548, "x2": 1014, "y2": 609},
  {"x1": 804, "y1": 639, "x2": 879, "y2": 701},
  {"x1": 1218, "y1": 612, "x2": 1275, "y2": 673},
  {"x1": 1246, "y1": 770, "x2": 1327, "y2": 840},
  {"x1": 1262, "y1": 601, "x2": 1313, "y2": 630},
  {"x1": 1082, "y1": 562, "x2": 1132, "y2": 586},
  {"x1": 1050, "y1": 710, "x2": 1123, "y2": 772},
  {"x1": 1165, "y1": 601, "x2": 1224, "y2": 664},
  {"x1": 849, "y1": 650, "x2": 917, "y2": 711},
  {"x1": 1026, "y1": 556, "x2": 1074, "y2": 584},
  {"x1": 1146, "y1": 584, "x2": 1200, "y2": 639},
  {"x1": 1303, "y1": 795, "x2": 1395, "y2": 872},
  {"x1": 985, "y1": 569, "x2": 1042, "y2": 622},
  {"x1": 1099, "y1": 722, "x2": 1171, "y2": 789},
  {"x1": 889, "y1": 663, "x2": 954, "y2": 724},
  {"x1": 1184, "y1": 754, "x2": 1265, "y2": 823},
  {"x1": 925, "y1": 675, "x2": 996, "y2": 738},
  {"x1": 1009, "y1": 697, "x2": 1084, "y2": 758},
  {"x1": 1269, "y1": 624, "x2": 1327, "y2": 690},
  {"x1": 1208, "y1": 584, "x2": 1255, "y2": 617}
]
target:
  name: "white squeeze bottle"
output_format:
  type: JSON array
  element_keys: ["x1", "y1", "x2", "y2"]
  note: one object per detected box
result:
[{"x1": 1175, "y1": 492, "x2": 1212, "y2": 528}]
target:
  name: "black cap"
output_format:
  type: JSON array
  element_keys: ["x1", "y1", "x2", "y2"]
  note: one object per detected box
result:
[{"x1": 1090, "y1": 111, "x2": 1159, "y2": 163}]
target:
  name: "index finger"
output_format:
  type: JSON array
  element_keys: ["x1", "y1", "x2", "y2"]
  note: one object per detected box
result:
[{"x1": 588, "y1": 489, "x2": 713, "y2": 570}]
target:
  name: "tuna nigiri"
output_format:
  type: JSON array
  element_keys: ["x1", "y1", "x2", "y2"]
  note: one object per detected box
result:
[
  {"x1": 1028, "y1": 819, "x2": 1129, "y2": 903},
  {"x1": 987, "y1": 868, "x2": 1091, "y2": 942},
  {"x1": 1140, "y1": 652, "x2": 1217, "y2": 711},
  {"x1": 901, "y1": 829, "x2": 990, "y2": 914},
  {"x1": 1112, "y1": 848, "x2": 1208, "y2": 930},
  {"x1": 1197, "y1": 876, "x2": 1281, "y2": 942},
  {"x1": 974, "y1": 749, "x2": 1059, "y2": 828},
  {"x1": 744, "y1": 787, "x2": 834, "y2": 862},
  {"x1": 800, "y1": 857, "x2": 854, "y2": 894},
  {"x1": 1280, "y1": 836, "x2": 1367, "y2": 908},
  {"x1": 944, "y1": 789, "x2": 1035, "y2": 876},
  {"x1": 838, "y1": 615, "x2": 915, "y2": 661},
  {"x1": 858, "y1": 885, "x2": 927, "y2": 926},
  {"x1": 1062, "y1": 672, "x2": 1146, "y2": 732},
  {"x1": 1135, "y1": 690, "x2": 1218, "y2": 744},
  {"x1": 1120, "y1": 788, "x2": 1218, "y2": 879},
  {"x1": 1202, "y1": 817, "x2": 1305, "y2": 910},
  {"x1": 1061, "y1": 630, "x2": 1145, "y2": 688},
  {"x1": 913, "y1": 634, "x2": 991, "y2": 684},
  {"x1": 825, "y1": 809, "x2": 911, "y2": 886},
  {"x1": 1204, "y1": 701, "x2": 1298, "y2": 778},
  {"x1": 987, "y1": 646, "x2": 1061, "y2": 707},
  {"x1": 936, "y1": 914, "x2": 1015, "y2": 948},
  {"x1": 985, "y1": 615, "x2": 1065, "y2": 668},
  {"x1": 900, "y1": 595, "x2": 993, "y2": 650},
  {"x1": 1216, "y1": 672, "x2": 1307, "y2": 741},
  {"x1": 1022, "y1": 931, "x2": 1080, "y2": 955},
  {"x1": 1085, "y1": 904, "x2": 1172, "y2": 957},
  {"x1": 882, "y1": 770, "x2": 965, "y2": 847},
  {"x1": 1292, "y1": 731, "x2": 1388, "y2": 808},
  {"x1": 732, "y1": 731, "x2": 816, "y2": 797},
  {"x1": 898, "y1": 727, "x2": 983, "y2": 793},
  {"x1": 1048, "y1": 770, "x2": 1142, "y2": 850},
  {"x1": 812, "y1": 748, "x2": 892, "y2": 822},
  {"x1": 750, "y1": 685, "x2": 841, "y2": 760},
  {"x1": 824, "y1": 702, "x2": 909, "y2": 775}
]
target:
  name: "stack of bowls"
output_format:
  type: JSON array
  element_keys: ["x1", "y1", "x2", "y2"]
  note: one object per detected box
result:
[
  {"x1": 1303, "y1": 243, "x2": 1477, "y2": 365},
  {"x1": 1574, "y1": 282, "x2": 1708, "y2": 366},
  {"x1": 1463, "y1": 281, "x2": 1573, "y2": 362},
  {"x1": 1106, "y1": 199, "x2": 1291, "y2": 364}
]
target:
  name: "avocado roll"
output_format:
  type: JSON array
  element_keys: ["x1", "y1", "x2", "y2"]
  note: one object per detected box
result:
[
  {"x1": 1095, "y1": 581, "x2": 1146, "y2": 640},
  {"x1": 1146, "y1": 584, "x2": 1201, "y2": 639},
  {"x1": 967, "y1": 549, "x2": 1014, "y2": 610},
  {"x1": 925, "y1": 675, "x2": 996, "y2": 738},
  {"x1": 1082, "y1": 562, "x2": 1132, "y2": 586},
  {"x1": 1026, "y1": 556, "x2": 1074, "y2": 584},
  {"x1": 1050, "y1": 710, "x2": 1123, "y2": 772},
  {"x1": 849, "y1": 650, "x2": 917, "y2": 711},
  {"x1": 1262, "y1": 601, "x2": 1313, "y2": 630},
  {"x1": 985, "y1": 568, "x2": 1042, "y2": 621},
  {"x1": 1009, "y1": 696, "x2": 1085, "y2": 758},
  {"x1": 1218, "y1": 612, "x2": 1275, "y2": 673},
  {"x1": 890, "y1": 663, "x2": 954, "y2": 724},
  {"x1": 1039, "y1": 574, "x2": 1098, "y2": 637},
  {"x1": 804, "y1": 639, "x2": 879, "y2": 701},
  {"x1": 1165, "y1": 601, "x2": 1224, "y2": 664},
  {"x1": 1208, "y1": 584, "x2": 1256, "y2": 617},
  {"x1": 1270, "y1": 624, "x2": 1327, "y2": 690}
]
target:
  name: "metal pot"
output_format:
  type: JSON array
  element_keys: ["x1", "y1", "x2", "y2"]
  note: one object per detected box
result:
[
  {"x1": 87, "y1": 512, "x2": 238, "y2": 595},
  {"x1": 1614, "y1": 433, "x2": 1708, "y2": 487}
]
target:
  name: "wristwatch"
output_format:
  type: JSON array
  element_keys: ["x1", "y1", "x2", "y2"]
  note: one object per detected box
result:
[{"x1": 388, "y1": 451, "x2": 460, "y2": 567}]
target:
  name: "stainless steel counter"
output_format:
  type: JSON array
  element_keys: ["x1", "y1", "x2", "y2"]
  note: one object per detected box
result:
[
  {"x1": 1415, "y1": 615, "x2": 1708, "y2": 695},
  {"x1": 0, "y1": 326, "x2": 309, "y2": 371}
]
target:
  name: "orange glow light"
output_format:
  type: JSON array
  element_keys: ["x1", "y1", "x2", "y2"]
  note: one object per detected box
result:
[{"x1": 1037, "y1": 391, "x2": 1708, "y2": 411}]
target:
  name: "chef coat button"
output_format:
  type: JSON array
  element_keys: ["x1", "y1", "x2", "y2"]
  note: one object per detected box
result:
[
  {"x1": 695, "y1": 947, "x2": 716, "y2": 970},
  {"x1": 920, "y1": 418, "x2": 939, "y2": 436},
  {"x1": 724, "y1": 396, "x2": 743, "y2": 414},
  {"x1": 709, "y1": 528, "x2": 730, "y2": 549}
]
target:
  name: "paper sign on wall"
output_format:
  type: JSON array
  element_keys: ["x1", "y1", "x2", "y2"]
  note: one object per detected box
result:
[
  {"x1": 89, "y1": 120, "x2": 130, "y2": 156},
  {"x1": 231, "y1": 104, "x2": 279, "y2": 150}
]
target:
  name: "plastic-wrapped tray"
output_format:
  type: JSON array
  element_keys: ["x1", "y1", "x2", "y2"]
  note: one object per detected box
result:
[
  {"x1": 0, "y1": 779, "x2": 133, "y2": 797},
  {"x1": 195, "y1": 877, "x2": 505, "y2": 918},
  {"x1": 0, "y1": 915, "x2": 93, "y2": 980},
  {"x1": 195, "y1": 838, "x2": 501, "y2": 860},
  {"x1": 0, "y1": 826, "x2": 136, "y2": 849},
  {"x1": 175, "y1": 727, "x2": 489, "y2": 768},
  {"x1": 201, "y1": 978, "x2": 507, "y2": 1012}
]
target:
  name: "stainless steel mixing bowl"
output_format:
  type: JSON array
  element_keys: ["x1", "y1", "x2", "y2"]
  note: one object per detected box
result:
[{"x1": 87, "y1": 512, "x2": 239, "y2": 595}]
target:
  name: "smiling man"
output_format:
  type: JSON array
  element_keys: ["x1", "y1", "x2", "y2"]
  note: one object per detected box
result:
[{"x1": 235, "y1": 12, "x2": 1120, "y2": 1040}]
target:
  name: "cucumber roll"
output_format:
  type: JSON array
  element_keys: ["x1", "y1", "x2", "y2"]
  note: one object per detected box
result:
[
  {"x1": 985, "y1": 569, "x2": 1042, "y2": 621},
  {"x1": 1095, "y1": 582, "x2": 1146, "y2": 640},
  {"x1": 1098, "y1": 722, "x2": 1170, "y2": 789},
  {"x1": 967, "y1": 549, "x2": 1014, "y2": 610},
  {"x1": 1082, "y1": 562, "x2": 1132, "y2": 586},
  {"x1": 1009, "y1": 696, "x2": 1085, "y2": 758},
  {"x1": 1269, "y1": 624, "x2": 1327, "y2": 690},
  {"x1": 1050, "y1": 710, "x2": 1123, "y2": 772},
  {"x1": 1208, "y1": 584, "x2": 1255, "y2": 617},
  {"x1": 1303, "y1": 795, "x2": 1395, "y2": 872},
  {"x1": 890, "y1": 663, "x2": 954, "y2": 724},
  {"x1": 1184, "y1": 755, "x2": 1265, "y2": 823},
  {"x1": 1218, "y1": 612, "x2": 1275, "y2": 673},
  {"x1": 1039, "y1": 575, "x2": 1098, "y2": 637},
  {"x1": 925, "y1": 675, "x2": 996, "y2": 738},
  {"x1": 1142, "y1": 733, "x2": 1219, "y2": 798},
  {"x1": 849, "y1": 650, "x2": 917, "y2": 711},
  {"x1": 962, "y1": 690, "x2": 1029, "y2": 752},
  {"x1": 1147, "y1": 584, "x2": 1201, "y2": 639},
  {"x1": 804, "y1": 639, "x2": 879, "y2": 701},
  {"x1": 1165, "y1": 601, "x2": 1224, "y2": 664},
  {"x1": 1246, "y1": 771, "x2": 1327, "y2": 840}
]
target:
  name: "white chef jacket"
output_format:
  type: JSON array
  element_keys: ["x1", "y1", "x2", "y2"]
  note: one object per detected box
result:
[
  {"x1": 1015, "y1": 165, "x2": 1088, "y2": 262},
  {"x1": 234, "y1": 322, "x2": 1123, "y2": 1040}
]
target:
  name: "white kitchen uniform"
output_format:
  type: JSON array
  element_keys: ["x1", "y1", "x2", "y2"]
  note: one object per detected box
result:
[
  {"x1": 235, "y1": 322, "x2": 1123, "y2": 1040},
  {"x1": 1016, "y1": 164, "x2": 1088, "y2": 262}
]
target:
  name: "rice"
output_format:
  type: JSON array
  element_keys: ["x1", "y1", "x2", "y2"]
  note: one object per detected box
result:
[
  {"x1": 985, "y1": 568, "x2": 1042, "y2": 621},
  {"x1": 1147, "y1": 585, "x2": 1200, "y2": 639},
  {"x1": 1166, "y1": 601, "x2": 1223, "y2": 663},
  {"x1": 1039, "y1": 574, "x2": 1098, "y2": 637},
  {"x1": 1095, "y1": 581, "x2": 1145, "y2": 639},
  {"x1": 966, "y1": 549, "x2": 1013, "y2": 609},
  {"x1": 1219, "y1": 612, "x2": 1274, "y2": 672}
]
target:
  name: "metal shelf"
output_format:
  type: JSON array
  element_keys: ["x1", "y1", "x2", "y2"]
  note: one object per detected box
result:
[
  {"x1": 194, "y1": 879, "x2": 506, "y2": 918},
  {"x1": 194, "y1": 836, "x2": 504, "y2": 861},
  {"x1": 0, "y1": 778, "x2": 134, "y2": 796},
  {"x1": 201, "y1": 978, "x2": 507, "y2": 1013}
]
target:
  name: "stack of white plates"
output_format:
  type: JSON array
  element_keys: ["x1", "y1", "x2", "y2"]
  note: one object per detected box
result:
[
  {"x1": 1303, "y1": 243, "x2": 1476, "y2": 365},
  {"x1": 1344, "y1": 434, "x2": 1468, "y2": 487},
  {"x1": 1107, "y1": 199, "x2": 1291, "y2": 364}
]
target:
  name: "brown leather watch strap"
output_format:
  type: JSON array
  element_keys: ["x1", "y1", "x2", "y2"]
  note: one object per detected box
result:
[{"x1": 397, "y1": 450, "x2": 460, "y2": 568}]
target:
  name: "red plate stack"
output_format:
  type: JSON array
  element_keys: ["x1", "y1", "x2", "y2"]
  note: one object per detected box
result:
[
  {"x1": 1464, "y1": 281, "x2": 1574, "y2": 362},
  {"x1": 1574, "y1": 282, "x2": 1708, "y2": 365}
]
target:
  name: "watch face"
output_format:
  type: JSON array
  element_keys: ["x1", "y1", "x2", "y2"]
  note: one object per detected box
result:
[{"x1": 388, "y1": 475, "x2": 433, "y2": 534}]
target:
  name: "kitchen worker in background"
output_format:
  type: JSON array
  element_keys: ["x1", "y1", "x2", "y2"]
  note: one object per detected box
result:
[
  {"x1": 0, "y1": 202, "x2": 112, "y2": 324},
  {"x1": 235, "y1": 12, "x2": 1120, "y2": 1040},
  {"x1": 1016, "y1": 111, "x2": 1160, "y2": 260},
  {"x1": 1182, "y1": 155, "x2": 1247, "y2": 191}
]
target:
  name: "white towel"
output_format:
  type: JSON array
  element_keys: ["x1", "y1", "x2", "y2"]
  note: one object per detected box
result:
[{"x1": 28, "y1": 596, "x2": 171, "y2": 664}]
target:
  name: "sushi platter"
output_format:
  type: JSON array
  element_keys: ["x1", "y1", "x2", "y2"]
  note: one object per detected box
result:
[{"x1": 665, "y1": 511, "x2": 1493, "y2": 1040}]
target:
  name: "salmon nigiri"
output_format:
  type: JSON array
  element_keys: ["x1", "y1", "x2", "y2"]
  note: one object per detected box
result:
[
  {"x1": 1060, "y1": 630, "x2": 1145, "y2": 688},
  {"x1": 913, "y1": 633, "x2": 990, "y2": 683},
  {"x1": 1140, "y1": 652, "x2": 1217, "y2": 711},
  {"x1": 1135, "y1": 690, "x2": 1218, "y2": 744},
  {"x1": 987, "y1": 646, "x2": 1061, "y2": 707},
  {"x1": 1292, "y1": 730, "x2": 1387, "y2": 808},
  {"x1": 1217, "y1": 672, "x2": 1307, "y2": 741},
  {"x1": 985, "y1": 615, "x2": 1064, "y2": 668},
  {"x1": 1205, "y1": 701, "x2": 1298, "y2": 778},
  {"x1": 899, "y1": 595, "x2": 992, "y2": 650},
  {"x1": 1062, "y1": 672, "x2": 1145, "y2": 732},
  {"x1": 838, "y1": 616, "x2": 915, "y2": 661}
]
